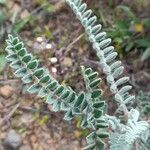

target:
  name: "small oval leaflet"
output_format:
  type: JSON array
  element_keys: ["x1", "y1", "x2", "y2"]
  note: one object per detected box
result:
[
  {"x1": 33, "y1": 68, "x2": 44, "y2": 78},
  {"x1": 17, "y1": 48, "x2": 26, "y2": 56},
  {"x1": 91, "y1": 89, "x2": 102, "y2": 98},
  {"x1": 22, "y1": 54, "x2": 32, "y2": 63},
  {"x1": 27, "y1": 60, "x2": 38, "y2": 70}
]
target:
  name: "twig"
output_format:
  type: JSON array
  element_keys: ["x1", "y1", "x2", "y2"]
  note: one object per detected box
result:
[
  {"x1": 5, "y1": 103, "x2": 20, "y2": 120},
  {"x1": 0, "y1": 79, "x2": 20, "y2": 85},
  {"x1": 83, "y1": 58, "x2": 103, "y2": 71},
  {"x1": 65, "y1": 33, "x2": 84, "y2": 54},
  {"x1": 0, "y1": 103, "x2": 20, "y2": 127}
]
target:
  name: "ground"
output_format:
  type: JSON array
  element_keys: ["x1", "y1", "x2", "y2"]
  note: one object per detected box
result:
[{"x1": 0, "y1": 0, "x2": 149, "y2": 150}]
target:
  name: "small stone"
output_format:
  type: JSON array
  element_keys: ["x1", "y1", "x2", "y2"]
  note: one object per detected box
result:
[
  {"x1": 49, "y1": 57, "x2": 57, "y2": 64},
  {"x1": 62, "y1": 57, "x2": 72, "y2": 67},
  {"x1": 45, "y1": 43, "x2": 52, "y2": 49},
  {"x1": 0, "y1": 85, "x2": 14, "y2": 99},
  {"x1": 36, "y1": 37, "x2": 43, "y2": 43},
  {"x1": 4, "y1": 130, "x2": 22, "y2": 150},
  {"x1": 51, "y1": 67, "x2": 57, "y2": 73}
]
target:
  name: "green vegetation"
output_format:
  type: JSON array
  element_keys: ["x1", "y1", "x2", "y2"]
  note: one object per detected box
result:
[{"x1": 1, "y1": 0, "x2": 150, "y2": 149}]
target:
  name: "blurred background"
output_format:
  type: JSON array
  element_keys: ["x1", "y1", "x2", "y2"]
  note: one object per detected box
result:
[{"x1": 0, "y1": 0, "x2": 150, "y2": 150}]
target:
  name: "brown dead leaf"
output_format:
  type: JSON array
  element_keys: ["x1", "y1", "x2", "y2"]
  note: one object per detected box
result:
[{"x1": 0, "y1": 85, "x2": 14, "y2": 99}]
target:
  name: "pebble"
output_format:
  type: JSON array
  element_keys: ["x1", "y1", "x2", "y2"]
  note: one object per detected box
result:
[
  {"x1": 0, "y1": 85, "x2": 14, "y2": 99},
  {"x1": 4, "y1": 130, "x2": 22, "y2": 150},
  {"x1": 49, "y1": 57, "x2": 58, "y2": 64}
]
